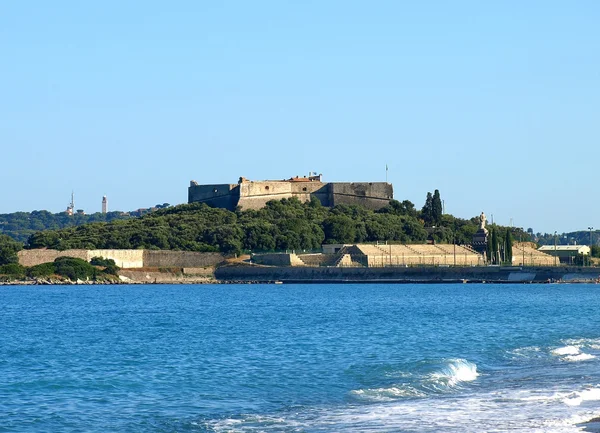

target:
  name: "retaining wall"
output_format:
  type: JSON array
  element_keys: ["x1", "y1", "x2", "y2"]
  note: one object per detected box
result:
[
  {"x1": 143, "y1": 251, "x2": 224, "y2": 268},
  {"x1": 88, "y1": 249, "x2": 144, "y2": 268},
  {"x1": 18, "y1": 249, "x2": 88, "y2": 266},
  {"x1": 215, "y1": 264, "x2": 600, "y2": 283},
  {"x1": 19, "y1": 249, "x2": 224, "y2": 269}
]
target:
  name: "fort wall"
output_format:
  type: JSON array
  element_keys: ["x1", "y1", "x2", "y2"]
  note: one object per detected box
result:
[
  {"x1": 188, "y1": 177, "x2": 393, "y2": 211},
  {"x1": 88, "y1": 250, "x2": 144, "y2": 268},
  {"x1": 18, "y1": 249, "x2": 224, "y2": 269},
  {"x1": 252, "y1": 253, "x2": 305, "y2": 266},
  {"x1": 330, "y1": 183, "x2": 393, "y2": 209},
  {"x1": 143, "y1": 251, "x2": 224, "y2": 268},
  {"x1": 18, "y1": 249, "x2": 88, "y2": 266},
  {"x1": 187, "y1": 183, "x2": 238, "y2": 209}
]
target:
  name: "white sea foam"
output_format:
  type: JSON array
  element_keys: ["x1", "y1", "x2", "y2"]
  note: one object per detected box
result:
[
  {"x1": 509, "y1": 346, "x2": 542, "y2": 358},
  {"x1": 563, "y1": 388, "x2": 600, "y2": 406},
  {"x1": 205, "y1": 385, "x2": 600, "y2": 433},
  {"x1": 551, "y1": 345, "x2": 580, "y2": 356},
  {"x1": 429, "y1": 358, "x2": 479, "y2": 388},
  {"x1": 565, "y1": 353, "x2": 596, "y2": 362},
  {"x1": 350, "y1": 385, "x2": 425, "y2": 401}
]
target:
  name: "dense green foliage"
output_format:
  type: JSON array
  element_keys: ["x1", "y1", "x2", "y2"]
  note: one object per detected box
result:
[
  {"x1": 0, "y1": 257, "x2": 118, "y2": 281},
  {"x1": 26, "y1": 262, "x2": 57, "y2": 278},
  {"x1": 21, "y1": 257, "x2": 116, "y2": 280},
  {"x1": 54, "y1": 257, "x2": 100, "y2": 280},
  {"x1": 90, "y1": 256, "x2": 120, "y2": 275},
  {"x1": 0, "y1": 210, "x2": 133, "y2": 243},
  {"x1": 26, "y1": 194, "x2": 529, "y2": 256},
  {"x1": 0, "y1": 204, "x2": 171, "y2": 243},
  {"x1": 0, "y1": 234, "x2": 22, "y2": 265},
  {"x1": 0, "y1": 263, "x2": 25, "y2": 278}
]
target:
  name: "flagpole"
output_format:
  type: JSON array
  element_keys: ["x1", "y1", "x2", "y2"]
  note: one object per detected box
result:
[{"x1": 385, "y1": 164, "x2": 388, "y2": 183}]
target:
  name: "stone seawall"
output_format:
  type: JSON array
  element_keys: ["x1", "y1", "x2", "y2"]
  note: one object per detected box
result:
[{"x1": 215, "y1": 264, "x2": 600, "y2": 283}]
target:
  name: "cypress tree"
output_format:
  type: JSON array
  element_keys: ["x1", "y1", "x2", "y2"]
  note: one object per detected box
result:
[
  {"x1": 505, "y1": 228, "x2": 513, "y2": 265},
  {"x1": 491, "y1": 228, "x2": 499, "y2": 265},
  {"x1": 432, "y1": 189, "x2": 443, "y2": 226},
  {"x1": 486, "y1": 232, "x2": 493, "y2": 264},
  {"x1": 421, "y1": 192, "x2": 433, "y2": 226}
]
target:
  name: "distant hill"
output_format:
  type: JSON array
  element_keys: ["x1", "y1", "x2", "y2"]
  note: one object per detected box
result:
[
  {"x1": 0, "y1": 204, "x2": 170, "y2": 243},
  {"x1": 536, "y1": 230, "x2": 599, "y2": 247}
]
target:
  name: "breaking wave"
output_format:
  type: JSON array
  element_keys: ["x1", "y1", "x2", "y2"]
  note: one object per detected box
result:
[
  {"x1": 428, "y1": 358, "x2": 479, "y2": 387},
  {"x1": 350, "y1": 358, "x2": 478, "y2": 402}
]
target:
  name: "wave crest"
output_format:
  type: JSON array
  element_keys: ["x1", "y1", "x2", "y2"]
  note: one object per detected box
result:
[
  {"x1": 428, "y1": 358, "x2": 479, "y2": 388},
  {"x1": 351, "y1": 358, "x2": 479, "y2": 402}
]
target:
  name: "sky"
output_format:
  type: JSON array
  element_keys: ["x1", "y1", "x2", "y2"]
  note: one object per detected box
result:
[{"x1": 1, "y1": 1, "x2": 598, "y2": 234}]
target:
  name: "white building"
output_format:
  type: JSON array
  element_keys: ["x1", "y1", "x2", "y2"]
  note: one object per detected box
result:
[{"x1": 538, "y1": 245, "x2": 591, "y2": 264}]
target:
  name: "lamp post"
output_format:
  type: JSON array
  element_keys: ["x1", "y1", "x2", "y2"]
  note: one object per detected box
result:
[{"x1": 554, "y1": 231, "x2": 557, "y2": 266}]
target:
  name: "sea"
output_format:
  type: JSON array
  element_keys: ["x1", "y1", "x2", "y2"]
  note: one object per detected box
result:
[{"x1": 2, "y1": 283, "x2": 600, "y2": 432}]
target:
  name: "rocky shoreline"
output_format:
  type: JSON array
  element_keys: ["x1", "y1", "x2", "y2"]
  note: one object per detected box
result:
[{"x1": 0, "y1": 277, "x2": 263, "y2": 286}]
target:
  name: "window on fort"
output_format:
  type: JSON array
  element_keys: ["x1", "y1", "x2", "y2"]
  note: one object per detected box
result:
[
  {"x1": 265, "y1": 186, "x2": 270, "y2": 190},
  {"x1": 302, "y1": 187, "x2": 307, "y2": 191}
]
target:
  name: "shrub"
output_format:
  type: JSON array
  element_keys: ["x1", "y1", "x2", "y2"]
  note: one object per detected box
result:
[
  {"x1": 0, "y1": 263, "x2": 26, "y2": 277},
  {"x1": 90, "y1": 256, "x2": 120, "y2": 275},
  {"x1": 27, "y1": 262, "x2": 56, "y2": 278},
  {"x1": 54, "y1": 256, "x2": 98, "y2": 280}
]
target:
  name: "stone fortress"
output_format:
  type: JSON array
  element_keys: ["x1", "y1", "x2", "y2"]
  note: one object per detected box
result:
[{"x1": 188, "y1": 173, "x2": 394, "y2": 211}]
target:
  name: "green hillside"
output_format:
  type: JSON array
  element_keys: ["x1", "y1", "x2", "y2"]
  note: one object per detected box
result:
[{"x1": 23, "y1": 197, "x2": 528, "y2": 256}]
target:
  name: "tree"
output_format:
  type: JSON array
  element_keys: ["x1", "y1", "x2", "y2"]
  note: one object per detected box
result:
[
  {"x1": 323, "y1": 215, "x2": 356, "y2": 244},
  {"x1": 432, "y1": 190, "x2": 443, "y2": 226},
  {"x1": 505, "y1": 229, "x2": 513, "y2": 264},
  {"x1": 421, "y1": 192, "x2": 433, "y2": 226},
  {"x1": 491, "y1": 228, "x2": 499, "y2": 265},
  {"x1": 0, "y1": 234, "x2": 23, "y2": 265}
]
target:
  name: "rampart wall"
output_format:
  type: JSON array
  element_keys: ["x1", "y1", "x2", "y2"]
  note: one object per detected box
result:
[
  {"x1": 188, "y1": 179, "x2": 393, "y2": 211},
  {"x1": 143, "y1": 251, "x2": 224, "y2": 268},
  {"x1": 18, "y1": 249, "x2": 224, "y2": 269},
  {"x1": 187, "y1": 183, "x2": 238, "y2": 209},
  {"x1": 18, "y1": 249, "x2": 88, "y2": 266},
  {"x1": 252, "y1": 253, "x2": 305, "y2": 266},
  {"x1": 331, "y1": 183, "x2": 393, "y2": 209},
  {"x1": 89, "y1": 249, "x2": 144, "y2": 268}
]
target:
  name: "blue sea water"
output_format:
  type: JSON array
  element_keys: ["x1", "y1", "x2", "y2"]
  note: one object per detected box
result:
[{"x1": 2, "y1": 283, "x2": 600, "y2": 432}]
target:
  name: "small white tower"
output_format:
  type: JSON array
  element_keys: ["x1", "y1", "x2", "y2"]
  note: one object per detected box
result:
[{"x1": 102, "y1": 195, "x2": 108, "y2": 214}]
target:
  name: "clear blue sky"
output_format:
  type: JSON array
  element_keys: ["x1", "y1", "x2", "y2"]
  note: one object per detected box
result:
[{"x1": 1, "y1": 1, "x2": 598, "y2": 234}]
